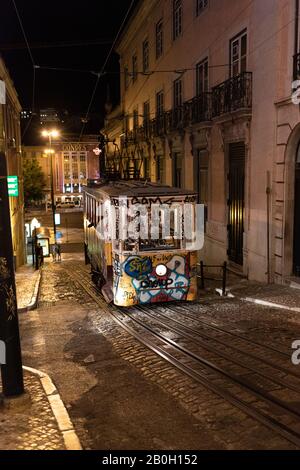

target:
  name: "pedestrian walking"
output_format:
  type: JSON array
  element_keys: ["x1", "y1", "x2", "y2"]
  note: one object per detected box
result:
[
  {"x1": 36, "y1": 243, "x2": 44, "y2": 268},
  {"x1": 56, "y1": 244, "x2": 61, "y2": 262},
  {"x1": 52, "y1": 244, "x2": 57, "y2": 262}
]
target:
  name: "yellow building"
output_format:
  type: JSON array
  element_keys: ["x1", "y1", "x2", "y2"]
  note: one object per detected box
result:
[{"x1": 0, "y1": 56, "x2": 25, "y2": 269}]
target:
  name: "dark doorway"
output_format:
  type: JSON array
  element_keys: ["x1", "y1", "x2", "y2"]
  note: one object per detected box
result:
[
  {"x1": 293, "y1": 155, "x2": 300, "y2": 276},
  {"x1": 227, "y1": 142, "x2": 245, "y2": 265}
]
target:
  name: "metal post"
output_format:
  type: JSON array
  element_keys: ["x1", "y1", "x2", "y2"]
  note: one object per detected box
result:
[
  {"x1": 222, "y1": 261, "x2": 227, "y2": 297},
  {"x1": 0, "y1": 151, "x2": 24, "y2": 397},
  {"x1": 200, "y1": 261, "x2": 205, "y2": 290},
  {"x1": 49, "y1": 136, "x2": 57, "y2": 243}
]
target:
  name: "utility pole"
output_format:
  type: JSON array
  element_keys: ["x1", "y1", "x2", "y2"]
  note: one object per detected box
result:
[{"x1": 0, "y1": 151, "x2": 24, "y2": 397}]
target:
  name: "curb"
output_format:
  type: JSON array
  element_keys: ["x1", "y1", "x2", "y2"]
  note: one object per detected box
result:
[
  {"x1": 241, "y1": 296, "x2": 300, "y2": 313},
  {"x1": 227, "y1": 290, "x2": 300, "y2": 313},
  {"x1": 23, "y1": 366, "x2": 82, "y2": 451},
  {"x1": 18, "y1": 268, "x2": 42, "y2": 314}
]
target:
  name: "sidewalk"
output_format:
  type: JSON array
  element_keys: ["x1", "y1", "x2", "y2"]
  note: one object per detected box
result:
[
  {"x1": 201, "y1": 270, "x2": 300, "y2": 312},
  {"x1": 15, "y1": 264, "x2": 41, "y2": 313},
  {"x1": 0, "y1": 370, "x2": 66, "y2": 450},
  {"x1": 0, "y1": 262, "x2": 82, "y2": 451}
]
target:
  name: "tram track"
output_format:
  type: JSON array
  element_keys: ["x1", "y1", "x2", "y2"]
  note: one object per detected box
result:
[
  {"x1": 134, "y1": 304, "x2": 300, "y2": 380},
  {"x1": 65, "y1": 265, "x2": 300, "y2": 448}
]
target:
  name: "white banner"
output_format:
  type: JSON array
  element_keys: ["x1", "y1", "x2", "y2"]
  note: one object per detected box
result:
[{"x1": 0, "y1": 80, "x2": 5, "y2": 104}]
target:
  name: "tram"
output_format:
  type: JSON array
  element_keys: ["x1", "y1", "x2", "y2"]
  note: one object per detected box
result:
[{"x1": 83, "y1": 180, "x2": 199, "y2": 307}]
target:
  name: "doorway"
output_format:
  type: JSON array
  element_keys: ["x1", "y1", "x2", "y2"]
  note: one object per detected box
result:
[
  {"x1": 293, "y1": 146, "x2": 300, "y2": 276},
  {"x1": 227, "y1": 142, "x2": 245, "y2": 266}
]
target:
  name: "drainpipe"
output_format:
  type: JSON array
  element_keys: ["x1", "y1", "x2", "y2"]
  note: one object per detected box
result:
[
  {"x1": 295, "y1": 0, "x2": 299, "y2": 57},
  {"x1": 266, "y1": 171, "x2": 271, "y2": 284}
]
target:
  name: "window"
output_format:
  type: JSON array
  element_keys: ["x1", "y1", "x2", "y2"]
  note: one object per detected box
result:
[
  {"x1": 124, "y1": 66, "x2": 129, "y2": 90},
  {"x1": 173, "y1": 0, "x2": 182, "y2": 40},
  {"x1": 156, "y1": 90, "x2": 164, "y2": 116},
  {"x1": 156, "y1": 155, "x2": 164, "y2": 182},
  {"x1": 142, "y1": 39, "x2": 149, "y2": 73},
  {"x1": 143, "y1": 158, "x2": 150, "y2": 180},
  {"x1": 173, "y1": 153, "x2": 182, "y2": 188},
  {"x1": 132, "y1": 54, "x2": 138, "y2": 82},
  {"x1": 194, "y1": 150, "x2": 209, "y2": 226},
  {"x1": 133, "y1": 108, "x2": 139, "y2": 130},
  {"x1": 143, "y1": 101, "x2": 150, "y2": 126},
  {"x1": 196, "y1": 0, "x2": 208, "y2": 16},
  {"x1": 173, "y1": 78, "x2": 183, "y2": 108},
  {"x1": 196, "y1": 58, "x2": 209, "y2": 95},
  {"x1": 156, "y1": 19, "x2": 163, "y2": 59},
  {"x1": 230, "y1": 31, "x2": 247, "y2": 77}
]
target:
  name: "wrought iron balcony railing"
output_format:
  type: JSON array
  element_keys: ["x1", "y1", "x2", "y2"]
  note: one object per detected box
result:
[
  {"x1": 212, "y1": 72, "x2": 252, "y2": 118},
  {"x1": 293, "y1": 53, "x2": 300, "y2": 81},
  {"x1": 120, "y1": 74, "x2": 252, "y2": 146},
  {"x1": 185, "y1": 93, "x2": 212, "y2": 124}
]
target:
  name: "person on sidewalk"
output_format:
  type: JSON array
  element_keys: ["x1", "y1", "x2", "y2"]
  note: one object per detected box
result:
[
  {"x1": 52, "y1": 244, "x2": 57, "y2": 262},
  {"x1": 56, "y1": 244, "x2": 61, "y2": 262}
]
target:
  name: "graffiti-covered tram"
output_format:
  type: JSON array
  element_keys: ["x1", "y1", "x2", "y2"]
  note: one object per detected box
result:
[{"x1": 83, "y1": 180, "x2": 198, "y2": 307}]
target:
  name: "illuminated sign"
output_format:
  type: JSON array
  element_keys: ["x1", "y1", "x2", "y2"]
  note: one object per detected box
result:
[
  {"x1": 55, "y1": 213, "x2": 61, "y2": 225},
  {"x1": 7, "y1": 176, "x2": 19, "y2": 197}
]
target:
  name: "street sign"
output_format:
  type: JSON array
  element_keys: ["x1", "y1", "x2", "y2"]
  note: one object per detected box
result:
[
  {"x1": 7, "y1": 176, "x2": 19, "y2": 197},
  {"x1": 55, "y1": 213, "x2": 61, "y2": 225},
  {"x1": 0, "y1": 80, "x2": 5, "y2": 104}
]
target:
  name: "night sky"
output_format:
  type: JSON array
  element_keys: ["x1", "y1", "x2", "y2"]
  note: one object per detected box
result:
[{"x1": 1, "y1": 0, "x2": 138, "y2": 140}]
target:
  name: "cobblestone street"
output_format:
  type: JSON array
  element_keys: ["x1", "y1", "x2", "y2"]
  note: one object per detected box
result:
[{"x1": 17, "y1": 259, "x2": 300, "y2": 450}]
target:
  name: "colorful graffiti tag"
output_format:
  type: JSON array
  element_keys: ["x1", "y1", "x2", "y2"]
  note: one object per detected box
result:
[
  {"x1": 119, "y1": 254, "x2": 191, "y2": 305},
  {"x1": 124, "y1": 256, "x2": 152, "y2": 279}
]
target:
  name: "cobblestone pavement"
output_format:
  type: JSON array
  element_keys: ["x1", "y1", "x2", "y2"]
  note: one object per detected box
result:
[
  {"x1": 15, "y1": 265, "x2": 40, "y2": 310},
  {"x1": 18, "y1": 260, "x2": 300, "y2": 450},
  {"x1": 0, "y1": 371, "x2": 65, "y2": 450}
]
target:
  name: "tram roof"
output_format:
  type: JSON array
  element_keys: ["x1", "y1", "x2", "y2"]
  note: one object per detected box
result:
[{"x1": 83, "y1": 180, "x2": 196, "y2": 199}]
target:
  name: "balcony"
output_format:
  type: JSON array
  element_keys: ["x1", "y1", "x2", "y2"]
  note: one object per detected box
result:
[
  {"x1": 212, "y1": 72, "x2": 252, "y2": 118},
  {"x1": 293, "y1": 53, "x2": 300, "y2": 81},
  {"x1": 186, "y1": 93, "x2": 212, "y2": 125}
]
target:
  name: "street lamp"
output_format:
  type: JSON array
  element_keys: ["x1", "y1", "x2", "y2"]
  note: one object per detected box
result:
[{"x1": 41, "y1": 129, "x2": 60, "y2": 243}]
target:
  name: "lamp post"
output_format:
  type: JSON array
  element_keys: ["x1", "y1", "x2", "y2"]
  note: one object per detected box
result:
[{"x1": 41, "y1": 129, "x2": 60, "y2": 243}]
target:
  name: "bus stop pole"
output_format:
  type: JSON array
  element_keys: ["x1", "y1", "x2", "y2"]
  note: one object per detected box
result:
[{"x1": 0, "y1": 151, "x2": 24, "y2": 397}]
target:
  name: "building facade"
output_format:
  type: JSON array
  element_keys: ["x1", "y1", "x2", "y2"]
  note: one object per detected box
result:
[
  {"x1": 103, "y1": 0, "x2": 300, "y2": 284},
  {"x1": 0, "y1": 57, "x2": 25, "y2": 269},
  {"x1": 23, "y1": 135, "x2": 100, "y2": 207}
]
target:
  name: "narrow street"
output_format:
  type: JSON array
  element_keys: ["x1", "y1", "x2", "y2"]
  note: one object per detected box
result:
[{"x1": 18, "y1": 258, "x2": 300, "y2": 450}]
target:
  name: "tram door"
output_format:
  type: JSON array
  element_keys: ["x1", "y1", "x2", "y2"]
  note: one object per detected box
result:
[
  {"x1": 227, "y1": 142, "x2": 245, "y2": 266},
  {"x1": 294, "y1": 160, "x2": 300, "y2": 276}
]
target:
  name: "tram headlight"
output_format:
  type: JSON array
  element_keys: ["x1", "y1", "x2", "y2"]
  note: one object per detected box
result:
[{"x1": 156, "y1": 264, "x2": 167, "y2": 277}]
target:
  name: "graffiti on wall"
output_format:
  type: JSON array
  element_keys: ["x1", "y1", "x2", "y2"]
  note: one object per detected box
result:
[{"x1": 113, "y1": 252, "x2": 196, "y2": 306}]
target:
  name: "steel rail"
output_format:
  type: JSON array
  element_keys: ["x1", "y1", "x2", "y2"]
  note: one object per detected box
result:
[
  {"x1": 131, "y1": 305, "x2": 300, "y2": 393},
  {"x1": 65, "y1": 267, "x2": 300, "y2": 448}
]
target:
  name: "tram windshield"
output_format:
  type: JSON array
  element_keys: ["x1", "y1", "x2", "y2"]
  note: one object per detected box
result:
[{"x1": 113, "y1": 201, "x2": 196, "y2": 253}]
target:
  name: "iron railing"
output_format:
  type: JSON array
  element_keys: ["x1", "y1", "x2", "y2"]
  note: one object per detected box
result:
[
  {"x1": 121, "y1": 73, "x2": 252, "y2": 143},
  {"x1": 212, "y1": 72, "x2": 252, "y2": 118}
]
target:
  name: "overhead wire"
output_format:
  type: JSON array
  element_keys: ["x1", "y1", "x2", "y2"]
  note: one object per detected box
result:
[
  {"x1": 78, "y1": 0, "x2": 136, "y2": 141},
  {"x1": 11, "y1": 0, "x2": 37, "y2": 140}
]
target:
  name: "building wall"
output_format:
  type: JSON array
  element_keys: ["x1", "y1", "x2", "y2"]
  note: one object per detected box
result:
[
  {"x1": 23, "y1": 136, "x2": 100, "y2": 203},
  {"x1": 0, "y1": 57, "x2": 25, "y2": 269},
  {"x1": 104, "y1": 0, "x2": 300, "y2": 284}
]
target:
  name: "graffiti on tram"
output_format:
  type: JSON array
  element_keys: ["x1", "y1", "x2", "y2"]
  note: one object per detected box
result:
[{"x1": 113, "y1": 252, "x2": 197, "y2": 306}]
